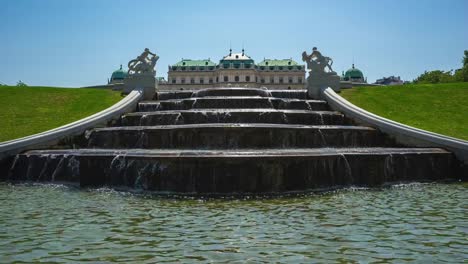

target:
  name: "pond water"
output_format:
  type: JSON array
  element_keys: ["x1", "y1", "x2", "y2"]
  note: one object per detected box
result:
[{"x1": 0, "y1": 182, "x2": 466, "y2": 263}]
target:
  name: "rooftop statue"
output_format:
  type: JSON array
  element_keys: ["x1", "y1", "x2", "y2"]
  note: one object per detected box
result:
[
  {"x1": 128, "y1": 48, "x2": 159, "y2": 75},
  {"x1": 302, "y1": 47, "x2": 336, "y2": 74}
]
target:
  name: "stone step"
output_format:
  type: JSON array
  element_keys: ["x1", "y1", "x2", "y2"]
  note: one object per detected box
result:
[
  {"x1": 270, "y1": 90, "x2": 308, "y2": 99},
  {"x1": 156, "y1": 89, "x2": 308, "y2": 100},
  {"x1": 9, "y1": 148, "x2": 456, "y2": 194},
  {"x1": 191, "y1": 88, "x2": 273, "y2": 98},
  {"x1": 138, "y1": 97, "x2": 329, "y2": 111},
  {"x1": 86, "y1": 124, "x2": 389, "y2": 149},
  {"x1": 121, "y1": 109, "x2": 347, "y2": 126}
]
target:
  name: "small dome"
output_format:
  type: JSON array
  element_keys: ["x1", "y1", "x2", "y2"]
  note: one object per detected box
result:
[
  {"x1": 111, "y1": 65, "x2": 128, "y2": 81},
  {"x1": 344, "y1": 64, "x2": 364, "y2": 79}
]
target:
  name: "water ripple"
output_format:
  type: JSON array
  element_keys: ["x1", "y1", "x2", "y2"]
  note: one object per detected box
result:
[{"x1": 0, "y1": 182, "x2": 467, "y2": 263}]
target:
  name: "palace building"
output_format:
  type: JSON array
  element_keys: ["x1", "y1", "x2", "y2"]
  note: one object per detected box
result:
[{"x1": 158, "y1": 49, "x2": 306, "y2": 90}]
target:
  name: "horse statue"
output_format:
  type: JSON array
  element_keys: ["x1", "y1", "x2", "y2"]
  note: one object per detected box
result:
[
  {"x1": 128, "y1": 48, "x2": 159, "y2": 75},
  {"x1": 302, "y1": 48, "x2": 335, "y2": 74}
]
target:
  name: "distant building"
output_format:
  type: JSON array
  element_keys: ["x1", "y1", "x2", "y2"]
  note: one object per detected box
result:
[
  {"x1": 341, "y1": 64, "x2": 366, "y2": 83},
  {"x1": 156, "y1": 77, "x2": 167, "y2": 84},
  {"x1": 158, "y1": 49, "x2": 306, "y2": 90},
  {"x1": 374, "y1": 76, "x2": 404, "y2": 85},
  {"x1": 108, "y1": 65, "x2": 128, "y2": 84}
]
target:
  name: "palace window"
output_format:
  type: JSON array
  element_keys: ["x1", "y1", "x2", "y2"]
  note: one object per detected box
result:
[
  {"x1": 235, "y1": 76, "x2": 240, "y2": 82},
  {"x1": 181, "y1": 78, "x2": 185, "y2": 84},
  {"x1": 261, "y1": 78, "x2": 265, "y2": 83},
  {"x1": 216, "y1": 77, "x2": 219, "y2": 82},
  {"x1": 279, "y1": 77, "x2": 284, "y2": 84},
  {"x1": 172, "y1": 79, "x2": 176, "y2": 84},
  {"x1": 288, "y1": 77, "x2": 293, "y2": 83},
  {"x1": 200, "y1": 79, "x2": 204, "y2": 84},
  {"x1": 279, "y1": 66, "x2": 283, "y2": 70},
  {"x1": 181, "y1": 67, "x2": 186, "y2": 71},
  {"x1": 191, "y1": 78, "x2": 195, "y2": 84},
  {"x1": 260, "y1": 66, "x2": 265, "y2": 70},
  {"x1": 190, "y1": 66, "x2": 196, "y2": 71},
  {"x1": 224, "y1": 76, "x2": 228, "y2": 82},
  {"x1": 269, "y1": 66, "x2": 274, "y2": 71},
  {"x1": 246, "y1": 76, "x2": 250, "y2": 82},
  {"x1": 298, "y1": 77, "x2": 302, "y2": 83},
  {"x1": 172, "y1": 66, "x2": 177, "y2": 71},
  {"x1": 297, "y1": 66, "x2": 302, "y2": 70},
  {"x1": 209, "y1": 78, "x2": 213, "y2": 84}
]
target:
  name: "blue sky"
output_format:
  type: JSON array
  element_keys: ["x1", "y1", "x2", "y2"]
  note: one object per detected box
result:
[{"x1": 1, "y1": 0, "x2": 467, "y2": 87}]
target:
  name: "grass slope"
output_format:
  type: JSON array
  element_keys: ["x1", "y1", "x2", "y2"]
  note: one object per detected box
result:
[
  {"x1": 340, "y1": 82, "x2": 468, "y2": 140},
  {"x1": 0, "y1": 86, "x2": 123, "y2": 142}
]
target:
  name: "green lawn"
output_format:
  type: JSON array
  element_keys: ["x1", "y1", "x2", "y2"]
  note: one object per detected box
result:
[
  {"x1": 0, "y1": 86, "x2": 123, "y2": 142},
  {"x1": 340, "y1": 82, "x2": 468, "y2": 140}
]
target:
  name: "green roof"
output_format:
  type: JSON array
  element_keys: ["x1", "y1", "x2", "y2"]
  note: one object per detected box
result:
[
  {"x1": 344, "y1": 64, "x2": 364, "y2": 79},
  {"x1": 173, "y1": 59, "x2": 216, "y2": 67},
  {"x1": 257, "y1": 59, "x2": 300, "y2": 67},
  {"x1": 110, "y1": 65, "x2": 127, "y2": 80}
]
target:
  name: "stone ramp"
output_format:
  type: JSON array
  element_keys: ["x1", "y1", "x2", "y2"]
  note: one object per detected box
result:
[{"x1": 9, "y1": 148, "x2": 454, "y2": 193}]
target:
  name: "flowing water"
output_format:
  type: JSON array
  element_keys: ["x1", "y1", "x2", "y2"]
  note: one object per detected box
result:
[{"x1": 0, "y1": 182, "x2": 466, "y2": 263}]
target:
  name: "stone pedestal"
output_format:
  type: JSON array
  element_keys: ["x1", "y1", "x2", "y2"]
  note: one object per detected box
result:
[
  {"x1": 306, "y1": 72, "x2": 341, "y2": 99},
  {"x1": 124, "y1": 74, "x2": 156, "y2": 100}
]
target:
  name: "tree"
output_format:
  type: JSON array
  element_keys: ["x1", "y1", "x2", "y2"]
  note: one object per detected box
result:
[
  {"x1": 16, "y1": 80, "x2": 27, "y2": 87},
  {"x1": 463, "y1": 50, "x2": 468, "y2": 68},
  {"x1": 413, "y1": 70, "x2": 454, "y2": 84},
  {"x1": 414, "y1": 51, "x2": 468, "y2": 83}
]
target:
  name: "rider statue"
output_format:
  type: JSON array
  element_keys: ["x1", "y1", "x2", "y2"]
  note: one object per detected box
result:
[
  {"x1": 302, "y1": 47, "x2": 335, "y2": 74},
  {"x1": 301, "y1": 47, "x2": 340, "y2": 98},
  {"x1": 128, "y1": 48, "x2": 159, "y2": 75},
  {"x1": 137, "y1": 48, "x2": 156, "y2": 65}
]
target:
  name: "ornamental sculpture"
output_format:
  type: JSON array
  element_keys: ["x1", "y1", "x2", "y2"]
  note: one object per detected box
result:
[
  {"x1": 301, "y1": 47, "x2": 340, "y2": 98},
  {"x1": 302, "y1": 47, "x2": 335, "y2": 74},
  {"x1": 128, "y1": 48, "x2": 159, "y2": 75}
]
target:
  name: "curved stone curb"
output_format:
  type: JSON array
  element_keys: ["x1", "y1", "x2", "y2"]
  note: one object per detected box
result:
[
  {"x1": 322, "y1": 87, "x2": 468, "y2": 164},
  {"x1": 0, "y1": 88, "x2": 143, "y2": 161}
]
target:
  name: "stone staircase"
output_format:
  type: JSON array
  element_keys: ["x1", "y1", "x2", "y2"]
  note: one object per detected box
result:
[{"x1": 8, "y1": 88, "x2": 457, "y2": 194}]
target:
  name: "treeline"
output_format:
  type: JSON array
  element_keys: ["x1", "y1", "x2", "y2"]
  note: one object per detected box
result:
[{"x1": 414, "y1": 50, "x2": 468, "y2": 84}]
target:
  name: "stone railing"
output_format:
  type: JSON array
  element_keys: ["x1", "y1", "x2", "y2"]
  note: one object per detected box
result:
[
  {"x1": 0, "y1": 88, "x2": 143, "y2": 162},
  {"x1": 322, "y1": 87, "x2": 468, "y2": 164}
]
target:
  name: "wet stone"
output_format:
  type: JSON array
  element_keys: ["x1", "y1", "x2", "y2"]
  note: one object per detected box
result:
[{"x1": 5, "y1": 86, "x2": 462, "y2": 194}]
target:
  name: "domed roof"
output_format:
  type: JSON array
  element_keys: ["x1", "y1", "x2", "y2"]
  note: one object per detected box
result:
[
  {"x1": 344, "y1": 64, "x2": 364, "y2": 79},
  {"x1": 220, "y1": 49, "x2": 254, "y2": 63},
  {"x1": 111, "y1": 65, "x2": 127, "y2": 80}
]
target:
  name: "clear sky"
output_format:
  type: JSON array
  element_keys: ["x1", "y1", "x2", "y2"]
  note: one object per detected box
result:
[{"x1": 1, "y1": 0, "x2": 467, "y2": 87}]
